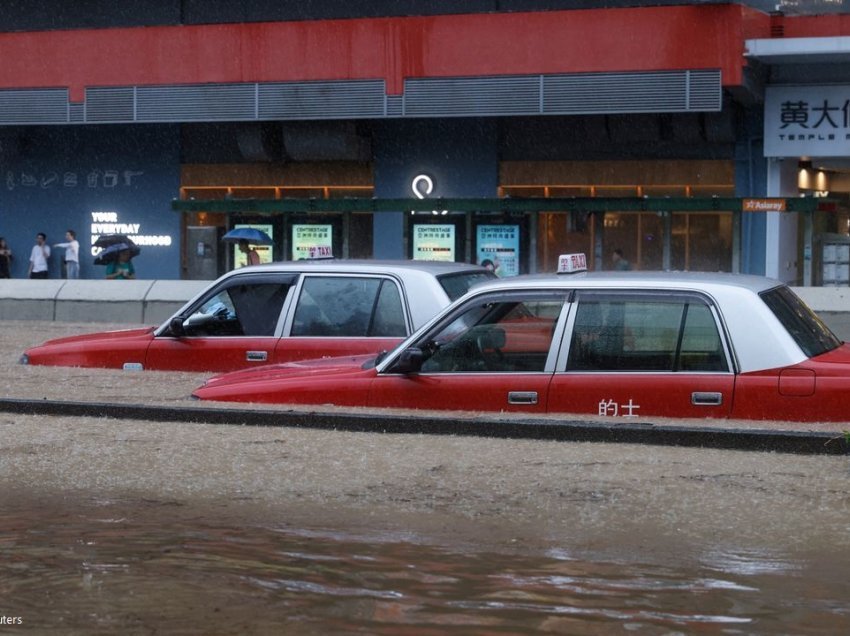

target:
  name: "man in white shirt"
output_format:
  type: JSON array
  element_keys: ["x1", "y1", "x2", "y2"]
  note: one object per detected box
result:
[
  {"x1": 54, "y1": 229, "x2": 80, "y2": 279},
  {"x1": 28, "y1": 232, "x2": 51, "y2": 279}
]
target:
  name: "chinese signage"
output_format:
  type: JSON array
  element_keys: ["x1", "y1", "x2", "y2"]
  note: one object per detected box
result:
[
  {"x1": 557, "y1": 253, "x2": 588, "y2": 273},
  {"x1": 293, "y1": 224, "x2": 333, "y2": 260},
  {"x1": 598, "y1": 398, "x2": 640, "y2": 417},
  {"x1": 765, "y1": 85, "x2": 850, "y2": 157},
  {"x1": 233, "y1": 223, "x2": 274, "y2": 267},
  {"x1": 413, "y1": 224, "x2": 455, "y2": 261},
  {"x1": 476, "y1": 225, "x2": 519, "y2": 276}
]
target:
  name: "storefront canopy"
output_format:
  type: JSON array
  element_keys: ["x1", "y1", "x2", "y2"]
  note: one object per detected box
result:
[{"x1": 172, "y1": 196, "x2": 828, "y2": 214}]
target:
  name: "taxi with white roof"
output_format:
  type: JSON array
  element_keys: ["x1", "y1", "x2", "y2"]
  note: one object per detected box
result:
[
  {"x1": 20, "y1": 260, "x2": 494, "y2": 372},
  {"x1": 192, "y1": 255, "x2": 850, "y2": 422}
]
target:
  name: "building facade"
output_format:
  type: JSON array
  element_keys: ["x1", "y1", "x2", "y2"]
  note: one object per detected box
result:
[{"x1": 0, "y1": 1, "x2": 847, "y2": 281}]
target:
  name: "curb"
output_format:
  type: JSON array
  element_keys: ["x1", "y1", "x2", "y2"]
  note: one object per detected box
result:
[{"x1": 1, "y1": 399, "x2": 846, "y2": 456}]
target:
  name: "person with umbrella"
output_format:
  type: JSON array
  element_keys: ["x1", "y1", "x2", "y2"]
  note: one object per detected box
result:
[
  {"x1": 105, "y1": 248, "x2": 136, "y2": 279},
  {"x1": 238, "y1": 240, "x2": 261, "y2": 266},
  {"x1": 221, "y1": 227, "x2": 273, "y2": 268}
]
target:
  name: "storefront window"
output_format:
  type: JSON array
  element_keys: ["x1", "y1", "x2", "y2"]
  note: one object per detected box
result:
[
  {"x1": 501, "y1": 159, "x2": 735, "y2": 273},
  {"x1": 179, "y1": 163, "x2": 374, "y2": 277},
  {"x1": 671, "y1": 213, "x2": 732, "y2": 272},
  {"x1": 537, "y1": 212, "x2": 595, "y2": 273}
]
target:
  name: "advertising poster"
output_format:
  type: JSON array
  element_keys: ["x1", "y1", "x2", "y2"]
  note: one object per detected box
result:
[
  {"x1": 292, "y1": 224, "x2": 333, "y2": 260},
  {"x1": 413, "y1": 224, "x2": 455, "y2": 261},
  {"x1": 233, "y1": 223, "x2": 274, "y2": 268},
  {"x1": 476, "y1": 224, "x2": 519, "y2": 277}
]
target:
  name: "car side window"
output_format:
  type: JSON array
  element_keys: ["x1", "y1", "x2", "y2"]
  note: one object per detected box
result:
[
  {"x1": 291, "y1": 276, "x2": 407, "y2": 337},
  {"x1": 418, "y1": 297, "x2": 563, "y2": 373},
  {"x1": 371, "y1": 280, "x2": 407, "y2": 336},
  {"x1": 184, "y1": 282, "x2": 289, "y2": 337},
  {"x1": 566, "y1": 294, "x2": 728, "y2": 372}
]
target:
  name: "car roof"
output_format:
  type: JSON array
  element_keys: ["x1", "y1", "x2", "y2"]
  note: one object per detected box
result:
[
  {"x1": 463, "y1": 270, "x2": 783, "y2": 295},
  {"x1": 223, "y1": 259, "x2": 487, "y2": 277}
]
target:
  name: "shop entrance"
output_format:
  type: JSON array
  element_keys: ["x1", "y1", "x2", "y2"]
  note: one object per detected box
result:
[
  {"x1": 174, "y1": 196, "x2": 827, "y2": 279},
  {"x1": 178, "y1": 162, "x2": 373, "y2": 278}
]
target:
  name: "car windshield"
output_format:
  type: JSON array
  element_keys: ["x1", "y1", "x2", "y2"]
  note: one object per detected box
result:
[
  {"x1": 760, "y1": 285, "x2": 841, "y2": 358},
  {"x1": 437, "y1": 271, "x2": 498, "y2": 301}
]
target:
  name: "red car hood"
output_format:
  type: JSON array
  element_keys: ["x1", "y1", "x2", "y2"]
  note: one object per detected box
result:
[
  {"x1": 198, "y1": 352, "x2": 378, "y2": 391},
  {"x1": 31, "y1": 326, "x2": 156, "y2": 348}
]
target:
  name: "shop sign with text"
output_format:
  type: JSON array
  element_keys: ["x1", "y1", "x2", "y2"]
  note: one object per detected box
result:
[
  {"x1": 742, "y1": 199, "x2": 787, "y2": 212},
  {"x1": 293, "y1": 225, "x2": 333, "y2": 260},
  {"x1": 476, "y1": 225, "x2": 519, "y2": 276},
  {"x1": 765, "y1": 85, "x2": 850, "y2": 157},
  {"x1": 413, "y1": 225, "x2": 455, "y2": 261}
]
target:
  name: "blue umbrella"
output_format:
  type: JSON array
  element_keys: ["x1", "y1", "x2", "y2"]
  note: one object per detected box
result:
[
  {"x1": 222, "y1": 227, "x2": 273, "y2": 245},
  {"x1": 94, "y1": 242, "x2": 141, "y2": 265}
]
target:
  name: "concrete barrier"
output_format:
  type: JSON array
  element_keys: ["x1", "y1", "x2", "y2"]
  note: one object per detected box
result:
[
  {"x1": 2, "y1": 279, "x2": 850, "y2": 339},
  {"x1": 0, "y1": 279, "x2": 209, "y2": 325}
]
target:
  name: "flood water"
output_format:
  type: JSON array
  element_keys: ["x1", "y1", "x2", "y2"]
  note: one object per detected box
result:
[
  {"x1": 2, "y1": 495, "x2": 849, "y2": 634},
  {"x1": 1, "y1": 415, "x2": 849, "y2": 635}
]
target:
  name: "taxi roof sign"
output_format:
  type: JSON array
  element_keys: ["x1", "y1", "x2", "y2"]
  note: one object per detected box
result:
[{"x1": 557, "y1": 253, "x2": 587, "y2": 274}]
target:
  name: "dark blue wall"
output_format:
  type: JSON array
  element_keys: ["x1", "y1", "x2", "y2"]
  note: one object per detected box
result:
[
  {"x1": 735, "y1": 111, "x2": 767, "y2": 276},
  {"x1": 371, "y1": 119, "x2": 499, "y2": 258},
  {"x1": 0, "y1": 125, "x2": 181, "y2": 279}
]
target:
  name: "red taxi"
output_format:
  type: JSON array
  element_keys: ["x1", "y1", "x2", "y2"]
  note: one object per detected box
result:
[
  {"x1": 193, "y1": 255, "x2": 850, "y2": 422},
  {"x1": 20, "y1": 261, "x2": 494, "y2": 372}
]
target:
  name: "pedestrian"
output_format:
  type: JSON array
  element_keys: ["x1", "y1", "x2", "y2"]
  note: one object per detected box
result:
[
  {"x1": 105, "y1": 248, "x2": 136, "y2": 279},
  {"x1": 54, "y1": 229, "x2": 80, "y2": 279},
  {"x1": 0, "y1": 237, "x2": 12, "y2": 278},
  {"x1": 238, "y1": 240, "x2": 261, "y2": 266},
  {"x1": 28, "y1": 232, "x2": 50, "y2": 279},
  {"x1": 612, "y1": 248, "x2": 632, "y2": 271}
]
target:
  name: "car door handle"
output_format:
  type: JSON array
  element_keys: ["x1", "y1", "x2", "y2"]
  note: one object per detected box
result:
[
  {"x1": 246, "y1": 351, "x2": 269, "y2": 362},
  {"x1": 508, "y1": 391, "x2": 538, "y2": 405},
  {"x1": 691, "y1": 391, "x2": 723, "y2": 406}
]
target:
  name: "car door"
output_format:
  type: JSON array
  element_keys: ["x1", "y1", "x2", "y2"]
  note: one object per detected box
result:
[
  {"x1": 276, "y1": 274, "x2": 411, "y2": 362},
  {"x1": 547, "y1": 291, "x2": 735, "y2": 419},
  {"x1": 145, "y1": 273, "x2": 295, "y2": 372},
  {"x1": 369, "y1": 292, "x2": 567, "y2": 413}
]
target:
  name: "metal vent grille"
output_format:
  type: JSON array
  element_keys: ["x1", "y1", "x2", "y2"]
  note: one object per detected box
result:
[
  {"x1": 687, "y1": 70, "x2": 722, "y2": 111},
  {"x1": 258, "y1": 80, "x2": 386, "y2": 119},
  {"x1": 86, "y1": 87, "x2": 135, "y2": 123},
  {"x1": 386, "y1": 95, "x2": 403, "y2": 117},
  {"x1": 404, "y1": 76, "x2": 539, "y2": 117},
  {"x1": 0, "y1": 89, "x2": 68, "y2": 124},
  {"x1": 543, "y1": 71, "x2": 719, "y2": 114},
  {"x1": 0, "y1": 71, "x2": 721, "y2": 125},
  {"x1": 68, "y1": 103, "x2": 85, "y2": 123},
  {"x1": 137, "y1": 84, "x2": 257, "y2": 121}
]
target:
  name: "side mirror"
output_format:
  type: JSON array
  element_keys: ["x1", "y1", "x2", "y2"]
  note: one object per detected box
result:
[
  {"x1": 388, "y1": 347, "x2": 425, "y2": 374},
  {"x1": 169, "y1": 316, "x2": 186, "y2": 337}
]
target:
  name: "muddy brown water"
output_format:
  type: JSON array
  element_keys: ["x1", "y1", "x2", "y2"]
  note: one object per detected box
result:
[{"x1": 1, "y1": 321, "x2": 849, "y2": 634}]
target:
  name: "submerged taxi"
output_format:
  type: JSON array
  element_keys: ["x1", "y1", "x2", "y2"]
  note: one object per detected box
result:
[
  {"x1": 193, "y1": 255, "x2": 850, "y2": 422},
  {"x1": 20, "y1": 260, "x2": 494, "y2": 372}
]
